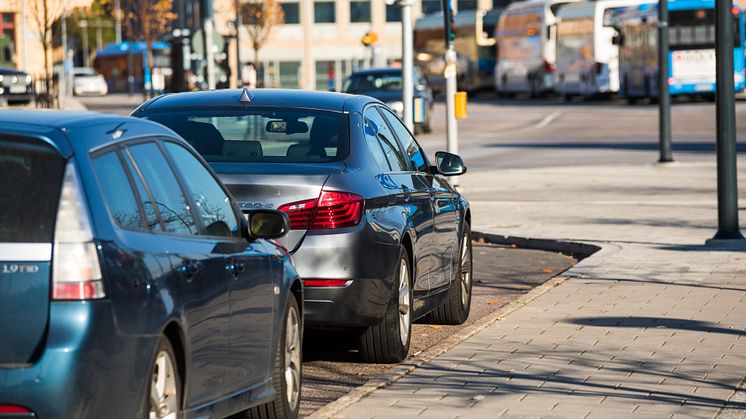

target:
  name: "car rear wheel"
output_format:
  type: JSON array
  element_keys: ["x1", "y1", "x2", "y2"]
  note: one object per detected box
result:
[
  {"x1": 359, "y1": 247, "x2": 412, "y2": 363},
  {"x1": 424, "y1": 222, "x2": 473, "y2": 325},
  {"x1": 147, "y1": 338, "x2": 181, "y2": 419},
  {"x1": 245, "y1": 294, "x2": 302, "y2": 419}
]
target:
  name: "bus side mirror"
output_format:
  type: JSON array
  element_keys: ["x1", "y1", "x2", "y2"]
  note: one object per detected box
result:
[
  {"x1": 612, "y1": 33, "x2": 625, "y2": 46},
  {"x1": 475, "y1": 9, "x2": 497, "y2": 47}
]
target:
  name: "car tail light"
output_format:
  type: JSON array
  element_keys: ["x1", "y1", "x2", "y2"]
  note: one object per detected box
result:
[
  {"x1": 277, "y1": 199, "x2": 317, "y2": 230},
  {"x1": 0, "y1": 405, "x2": 31, "y2": 414},
  {"x1": 303, "y1": 279, "x2": 352, "y2": 287},
  {"x1": 543, "y1": 59, "x2": 555, "y2": 74},
  {"x1": 279, "y1": 190, "x2": 364, "y2": 230},
  {"x1": 52, "y1": 162, "x2": 105, "y2": 300}
]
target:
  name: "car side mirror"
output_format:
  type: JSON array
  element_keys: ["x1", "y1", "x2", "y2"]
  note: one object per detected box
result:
[
  {"x1": 435, "y1": 151, "x2": 467, "y2": 176},
  {"x1": 246, "y1": 210, "x2": 290, "y2": 239},
  {"x1": 612, "y1": 33, "x2": 624, "y2": 47}
]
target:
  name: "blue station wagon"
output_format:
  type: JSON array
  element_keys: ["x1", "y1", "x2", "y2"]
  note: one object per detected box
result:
[{"x1": 0, "y1": 111, "x2": 303, "y2": 418}]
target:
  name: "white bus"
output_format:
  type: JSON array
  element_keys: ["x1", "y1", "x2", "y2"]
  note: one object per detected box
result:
[
  {"x1": 554, "y1": 0, "x2": 652, "y2": 99},
  {"x1": 494, "y1": 0, "x2": 579, "y2": 96}
]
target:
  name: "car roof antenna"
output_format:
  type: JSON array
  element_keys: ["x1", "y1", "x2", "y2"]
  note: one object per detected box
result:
[{"x1": 238, "y1": 88, "x2": 254, "y2": 105}]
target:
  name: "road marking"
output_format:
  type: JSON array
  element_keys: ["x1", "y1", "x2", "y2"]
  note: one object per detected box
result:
[{"x1": 532, "y1": 110, "x2": 562, "y2": 131}]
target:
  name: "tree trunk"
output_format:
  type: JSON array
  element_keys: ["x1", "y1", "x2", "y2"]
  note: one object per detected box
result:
[{"x1": 253, "y1": 45, "x2": 262, "y2": 87}]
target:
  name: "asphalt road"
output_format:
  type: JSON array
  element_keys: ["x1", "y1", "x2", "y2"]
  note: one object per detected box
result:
[
  {"x1": 299, "y1": 242, "x2": 577, "y2": 417},
  {"x1": 81, "y1": 93, "x2": 746, "y2": 173}
]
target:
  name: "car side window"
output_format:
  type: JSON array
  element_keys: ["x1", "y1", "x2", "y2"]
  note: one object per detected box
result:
[
  {"x1": 379, "y1": 107, "x2": 430, "y2": 173},
  {"x1": 363, "y1": 107, "x2": 408, "y2": 171},
  {"x1": 125, "y1": 142, "x2": 198, "y2": 235},
  {"x1": 164, "y1": 142, "x2": 241, "y2": 239},
  {"x1": 91, "y1": 150, "x2": 145, "y2": 230},
  {"x1": 362, "y1": 112, "x2": 391, "y2": 172}
]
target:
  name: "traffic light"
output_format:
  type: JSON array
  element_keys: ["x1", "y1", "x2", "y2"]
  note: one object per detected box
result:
[
  {"x1": 362, "y1": 31, "x2": 379, "y2": 47},
  {"x1": 441, "y1": 0, "x2": 456, "y2": 45}
]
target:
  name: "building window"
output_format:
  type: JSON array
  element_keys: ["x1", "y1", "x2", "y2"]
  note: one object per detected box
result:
[
  {"x1": 281, "y1": 2, "x2": 300, "y2": 24},
  {"x1": 350, "y1": 1, "x2": 371, "y2": 23},
  {"x1": 386, "y1": 4, "x2": 402, "y2": 22},
  {"x1": 421, "y1": 0, "x2": 441, "y2": 15},
  {"x1": 278, "y1": 61, "x2": 301, "y2": 88},
  {"x1": 314, "y1": 1, "x2": 335, "y2": 23},
  {"x1": 458, "y1": 0, "x2": 477, "y2": 10},
  {"x1": 1, "y1": 13, "x2": 15, "y2": 43}
]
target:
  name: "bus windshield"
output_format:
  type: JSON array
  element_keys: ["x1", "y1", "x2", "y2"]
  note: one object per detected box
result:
[{"x1": 669, "y1": 9, "x2": 741, "y2": 50}]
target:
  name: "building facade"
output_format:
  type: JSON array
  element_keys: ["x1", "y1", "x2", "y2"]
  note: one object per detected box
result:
[
  {"x1": 213, "y1": 0, "x2": 494, "y2": 90},
  {"x1": 0, "y1": 0, "x2": 92, "y2": 76}
]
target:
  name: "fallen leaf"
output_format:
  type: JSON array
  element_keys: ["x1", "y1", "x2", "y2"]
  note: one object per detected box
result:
[
  {"x1": 429, "y1": 325, "x2": 443, "y2": 329},
  {"x1": 488, "y1": 300, "x2": 498, "y2": 305},
  {"x1": 543, "y1": 268, "x2": 553, "y2": 273},
  {"x1": 471, "y1": 395, "x2": 486, "y2": 401}
]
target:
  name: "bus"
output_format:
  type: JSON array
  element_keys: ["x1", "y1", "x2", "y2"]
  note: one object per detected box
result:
[
  {"x1": 494, "y1": 0, "x2": 579, "y2": 96},
  {"x1": 554, "y1": 0, "x2": 652, "y2": 99},
  {"x1": 613, "y1": 0, "x2": 745, "y2": 101},
  {"x1": 414, "y1": 8, "x2": 504, "y2": 93}
]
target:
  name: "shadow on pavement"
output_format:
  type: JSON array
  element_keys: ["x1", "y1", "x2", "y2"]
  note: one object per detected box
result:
[
  {"x1": 567, "y1": 316, "x2": 746, "y2": 337},
  {"x1": 483, "y1": 141, "x2": 746, "y2": 153}
]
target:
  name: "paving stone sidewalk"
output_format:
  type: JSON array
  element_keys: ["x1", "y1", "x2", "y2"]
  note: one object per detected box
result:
[{"x1": 329, "y1": 160, "x2": 746, "y2": 418}]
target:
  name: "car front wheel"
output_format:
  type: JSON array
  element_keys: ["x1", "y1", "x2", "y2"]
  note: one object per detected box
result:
[
  {"x1": 245, "y1": 294, "x2": 302, "y2": 419},
  {"x1": 425, "y1": 222, "x2": 473, "y2": 325},
  {"x1": 359, "y1": 247, "x2": 412, "y2": 363}
]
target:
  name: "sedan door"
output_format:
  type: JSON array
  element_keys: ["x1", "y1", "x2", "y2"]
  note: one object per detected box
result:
[
  {"x1": 123, "y1": 141, "x2": 232, "y2": 407},
  {"x1": 378, "y1": 107, "x2": 458, "y2": 291},
  {"x1": 363, "y1": 106, "x2": 436, "y2": 293},
  {"x1": 161, "y1": 140, "x2": 276, "y2": 393}
]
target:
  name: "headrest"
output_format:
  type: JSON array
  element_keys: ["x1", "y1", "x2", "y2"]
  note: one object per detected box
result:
[
  {"x1": 223, "y1": 140, "x2": 263, "y2": 158},
  {"x1": 309, "y1": 115, "x2": 338, "y2": 147}
]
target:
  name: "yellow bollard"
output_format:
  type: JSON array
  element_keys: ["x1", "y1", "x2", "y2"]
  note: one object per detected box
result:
[{"x1": 455, "y1": 91, "x2": 467, "y2": 119}]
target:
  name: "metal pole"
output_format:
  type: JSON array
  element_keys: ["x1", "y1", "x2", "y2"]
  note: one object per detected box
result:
[
  {"x1": 60, "y1": 11, "x2": 68, "y2": 107},
  {"x1": 401, "y1": 0, "x2": 414, "y2": 132},
  {"x1": 236, "y1": 5, "x2": 244, "y2": 86},
  {"x1": 658, "y1": 0, "x2": 673, "y2": 162},
  {"x1": 710, "y1": 0, "x2": 744, "y2": 242},
  {"x1": 442, "y1": 0, "x2": 459, "y2": 185},
  {"x1": 80, "y1": 20, "x2": 89, "y2": 68},
  {"x1": 96, "y1": 19, "x2": 103, "y2": 52},
  {"x1": 114, "y1": 0, "x2": 122, "y2": 44},
  {"x1": 203, "y1": 0, "x2": 216, "y2": 90},
  {"x1": 20, "y1": 0, "x2": 28, "y2": 70}
]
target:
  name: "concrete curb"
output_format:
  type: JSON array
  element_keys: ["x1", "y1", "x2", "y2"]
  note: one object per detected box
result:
[
  {"x1": 472, "y1": 231, "x2": 601, "y2": 261},
  {"x1": 307, "y1": 275, "x2": 569, "y2": 419}
]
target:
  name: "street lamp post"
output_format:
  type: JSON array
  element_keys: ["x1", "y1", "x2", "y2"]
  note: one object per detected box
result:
[
  {"x1": 400, "y1": 0, "x2": 414, "y2": 132},
  {"x1": 441, "y1": 0, "x2": 459, "y2": 186},
  {"x1": 80, "y1": 20, "x2": 89, "y2": 68},
  {"x1": 707, "y1": 0, "x2": 745, "y2": 246},
  {"x1": 202, "y1": 0, "x2": 216, "y2": 90},
  {"x1": 658, "y1": 0, "x2": 673, "y2": 163}
]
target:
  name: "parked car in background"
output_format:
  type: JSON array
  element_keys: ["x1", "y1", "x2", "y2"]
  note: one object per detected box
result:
[
  {"x1": 0, "y1": 67, "x2": 33, "y2": 105},
  {"x1": 0, "y1": 111, "x2": 302, "y2": 418},
  {"x1": 135, "y1": 89, "x2": 473, "y2": 364},
  {"x1": 73, "y1": 67, "x2": 109, "y2": 96},
  {"x1": 343, "y1": 67, "x2": 434, "y2": 134}
]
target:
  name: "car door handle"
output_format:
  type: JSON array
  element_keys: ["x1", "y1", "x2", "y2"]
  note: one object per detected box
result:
[{"x1": 178, "y1": 261, "x2": 202, "y2": 277}]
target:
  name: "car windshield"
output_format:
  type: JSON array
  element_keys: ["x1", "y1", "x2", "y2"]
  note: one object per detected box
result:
[
  {"x1": 344, "y1": 72, "x2": 403, "y2": 93},
  {"x1": 144, "y1": 108, "x2": 348, "y2": 163}
]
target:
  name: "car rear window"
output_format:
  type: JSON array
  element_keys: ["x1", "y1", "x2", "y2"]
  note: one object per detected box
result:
[
  {"x1": 0, "y1": 137, "x2": 65, "y2": 243},
  {"x1": 144, "y1": 108, "x2": 348, "y2": 164}
]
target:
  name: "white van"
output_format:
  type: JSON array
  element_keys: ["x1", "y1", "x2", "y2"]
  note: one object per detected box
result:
[
  {"x1": 554, "y1": 0, "x2": 652, "y2": 99},
  {"x1": 494, "y1": 0, "x2": 579, "y2": 96}
]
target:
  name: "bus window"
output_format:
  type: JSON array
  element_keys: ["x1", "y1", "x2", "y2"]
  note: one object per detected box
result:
[{"x1": 669, "y1": 9, "x2": 741, "y2": 50}]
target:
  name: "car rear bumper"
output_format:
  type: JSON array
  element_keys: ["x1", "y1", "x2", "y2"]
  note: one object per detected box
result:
[
  {"x1": 292, "y1": 225, "x2": 400, "y2": 330},
  {"x1": 0, "y1": 301, "x2": 155, "y2": 418}
]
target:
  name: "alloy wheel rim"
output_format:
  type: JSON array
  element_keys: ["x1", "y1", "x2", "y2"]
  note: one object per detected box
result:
[
  {"x1": 398, "y1": 259, "x2": 411, "y2": 346},
  {"x1": 284, "y1": 304, "x2": 301, "y2": 411},
  {"x1": 149, "y1": 351, "x2": 178, "y2": 419},
  {"x1": 460, "y1": 234, "x2": 472, "y2": 307}
]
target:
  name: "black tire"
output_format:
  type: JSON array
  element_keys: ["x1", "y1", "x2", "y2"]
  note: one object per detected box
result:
[
  {"x1": 424, "y1": 222, "x2": 473, "y2": 325},
  {"x1": 245, "y1": 295, "x2": 302, "y2": 419},
  {"x1": 144, "y1": 337, "x2": 182, "y2": 419},
  {"x1": 359, "y1": 247, "x2": 412, "y2": 364}
]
